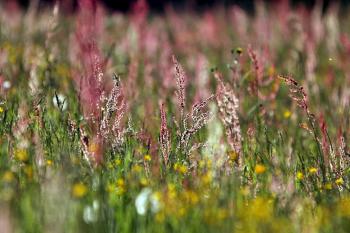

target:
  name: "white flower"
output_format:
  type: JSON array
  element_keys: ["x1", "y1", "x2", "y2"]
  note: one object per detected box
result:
[
  {"x1": 52, "y1": 93, "x2": 67, "y2": 111},
  {"x1": 3, "y1": 81, "x2": 11, "y2": 89},
  {"x1": 83, "y1": 206, "x2": 97, "y2": 223},
  {"x1": 83, "y1": 200, "x2": 99, "y2": 223},
  {"x1": 135, "y1": 188, "x2": 161, "y2": 215}
]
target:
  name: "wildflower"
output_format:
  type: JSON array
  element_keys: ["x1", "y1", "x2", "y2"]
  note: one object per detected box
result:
[
  {"x1": 324, "y1": 183, "x2": 332, "y2": 190},
  {"x1": 283, "y1": 110, "x2": 291, "y2": 119},
  {"x1": 228, "y1": 151, "x2": 239, "y2": 162},
  {"x1": 135, "y1": 188, "x2": 160, "y2": 215},
  {"x1": 116, "y1": 178, "x2": 126, "y2": 195},
  {"x1": 309, "y1": 167, "x2": 318, "y2": 174},
  {"x1": 140, "y1": 177, "x2": 149, "y2": 186},
  {"x1": 100, "y1": 74, "x2": 126, "y2": 146},
  {"x1": 167, "y1": 183, "x2": 177, "y2": 199},
  {"x1": 132, "y1": 164, "x2": 142, "y2": 173},
  {"x1": 115, "y1": 158, "x2": 122, "y2": 166},
  {"x1": 179, "y1": 95, "x2": 214, "y2": 153},
  {"x1": 0, "y1": 106, "x2": 3, "y2": 113},
  {"x1": 296, "y1": 172, "x2": 304, "y2": 180},
  {"x1": 215, "y1": 71, "x2": 242, "y2": 165},
  {"x1": 278, "y1": 75, "x2": 309, "y2": 113},
  {"x1": 172, "y1": 55, "x2": 186, "y2": 118},
  {"x1": 174, "y1": 162, "x2": 187, "y2": 174},
  {"x1": 247, "y1": 45, "x2": 262, "y2": 95},
  {"x1": 83, "y1": 200, "x2": 99, "y2": 223},
  {"x1": 46, "y1": 160, "x2": 53, "y2": 166},
  {"x1": 336, "y1": 177, "x2": 344, "y2": 186},
  {"x1": 2, "y1": 80, "x2": 11, "y2": 89},
  {"x1": 144, "y1": 154, "x2": 151, "y2": 162},
  {"x1": 72, "y1": 183, "x2": 88, "y2": 198},
  {"x1": 183, "y1": 190, "x2": 199, "y2": 205},
  {"x1": 15, "y1": 149, "x2": 29, "y2": 162},
  {"x1": 159, "y1": 102, "x2": 170, "y2": 165},
  {"x1": 2, "y1": 171, "x2": 14, "y2": 182},
  {"x1": 202, "y1": 172, "x2": 212, "y2": 185},
  {"x1": 255, "y1": 164, "x2": 266, "y2": 174}
]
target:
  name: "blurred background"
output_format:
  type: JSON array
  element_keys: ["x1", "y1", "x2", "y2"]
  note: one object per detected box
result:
[{"x1": 3, "y1": 0, "x2": 348, "y2": 13}]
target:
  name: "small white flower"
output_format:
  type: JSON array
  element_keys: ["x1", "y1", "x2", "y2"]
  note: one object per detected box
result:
[
  {"x1": 3, "y1": 81, "x2": 11, "y2": 89},
  {"x1": 135, "y1": 188, "x2": 161, "y2": 216},
  {"x1": 83, "y1": 206, "x2": 97, "y2": 223},
  {"x1": 83, "y1": 200, "x2": 99, "y2": 224},
  {"x1": 52, "y1": 93, "x2": 67, "y2": 111},
  {"x1": 135, "y1": 188, "x2": 152, "y2": 215}
]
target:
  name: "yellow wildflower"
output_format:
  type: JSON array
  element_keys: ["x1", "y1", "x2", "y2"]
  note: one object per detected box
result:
[
  {"x1": 46, "y1": 160, "x2": 53, "y2": 166},
  {"x1": 132, "y1": 164, "x2": 142, "y2": 173},
  {"x1": 167, "y1": 183, "x2": 177, "y2": 199},
  {"x1": 183, "y1": 190, "x2": 199, "y2": 205},
  {"x1": 283, "y1": 110, "x2": 291, "y2": 119},
  {"x1": 116, "y1": 178, "x2": 126, "y2": 195},
  {"x1": 174, "y1": 163, "x2": 187, "y2": 174},
  {"x1": 309, "y1": 167, "x2": 318, "y2": 174},
  {"x1": 255, "y1": 164, "x2": 266, "y2": 174},
  {"x1": 144, "y1": 154, "x2": 152, "y2": 162},
  {"x1": 2, "y1": 171, "x2": 14, "y2": 182},
  {"x1": 336, "y1": 177, "x2": 344, "y2": 186},
  {"x1": 228, "y1": 151, "x2": 239, "y2": 162},
  {"x1": 115, "y1": 158, "x2": 122, "y2": 166},
  {"x1": 72, "y1": 183, "x2": 88, "y2": 198},
  {"x1": 324, "y1": 183, "x2": 332, "y2": 190},
  {"x1": 15, "y1": 149, "x2": 29, "y2": 162},
  {"x1": 202, "y1": 172, "x2": 212, "y2": 185},
  {"x1": 0, "y1": 106, "x2": 3, "y2": 113},
  {"x1": 140, "y1": 177, "x2": 149, "y2": 186},
  {"x1": 296, "y1": 172, "x2": 304, "y2": 180}
]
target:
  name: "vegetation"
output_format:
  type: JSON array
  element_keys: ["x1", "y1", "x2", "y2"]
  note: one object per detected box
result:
[{"x1": 0, "y1": 0, "x2": 350, "y2": 232}]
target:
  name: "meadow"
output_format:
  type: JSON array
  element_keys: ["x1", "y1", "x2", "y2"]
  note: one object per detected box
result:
[{"x1": 1, "y1": 0, "x2": 350, "y2": 232}]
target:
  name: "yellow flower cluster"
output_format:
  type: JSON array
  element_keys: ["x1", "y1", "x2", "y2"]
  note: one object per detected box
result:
[
  {"x1": 174, "y1": 162, "x2": 188, "y2": 174},
  {"x1": 255, "y1": 164, "x2": 266, "y2": 174},
  {"x1": 2, "y1": 171, "x2": 14, "y2": 182},
  {"x1": 308, "y1": 167, "x2": 318, "y2": 174},
  {"x1": 72, "y1": 183, "x2": 88, "y2": 198},
  {"x1": 144, "y1": 154, "x2": 152, "y2": 162},
  {"x1": 15, "y1": 149, "x2": 29, "y2": 162}
]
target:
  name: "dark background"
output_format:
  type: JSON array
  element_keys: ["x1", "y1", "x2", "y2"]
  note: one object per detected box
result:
[{"x1": 6, "y1": 0, "x2": 347, "y2": 13}]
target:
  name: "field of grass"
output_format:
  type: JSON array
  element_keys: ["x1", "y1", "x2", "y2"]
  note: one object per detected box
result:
[{"x1": 1, "y1": 0, "x2": 350, "y2": 232}]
